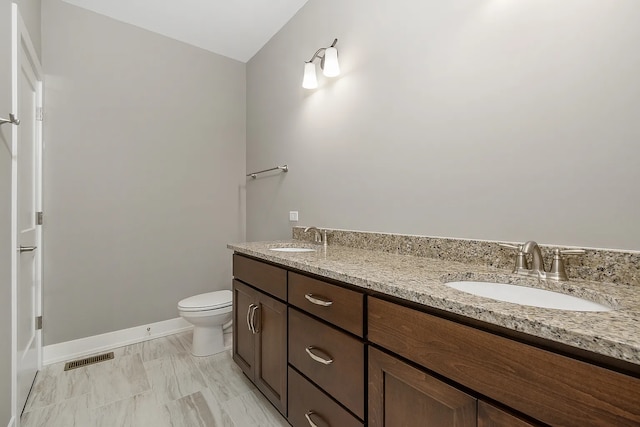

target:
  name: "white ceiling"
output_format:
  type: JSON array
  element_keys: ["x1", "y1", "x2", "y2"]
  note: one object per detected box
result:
[{"x1": 60, "y1": 0, "x2": 309, "y2": 62}]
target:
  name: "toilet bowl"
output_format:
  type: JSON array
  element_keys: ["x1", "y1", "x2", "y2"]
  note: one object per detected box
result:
[{"x1": 178, "y1": 290, "x2": 233, "y2": 357}]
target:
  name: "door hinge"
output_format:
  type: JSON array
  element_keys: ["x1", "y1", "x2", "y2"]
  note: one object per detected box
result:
[
  {"x1": 36, "y1": 316, "x2": 42, "y2": 330},
  {"x1": 36, "y1": 211, "x2": 43, "y2": 225},
  {"x1": 36, "y1": 107, "x2": 43, "y2": 122}
]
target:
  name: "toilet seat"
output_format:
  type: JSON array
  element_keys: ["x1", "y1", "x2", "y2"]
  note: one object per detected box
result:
[{"x1": 178, "y1": 290, "x2": 232, "y2": 312}]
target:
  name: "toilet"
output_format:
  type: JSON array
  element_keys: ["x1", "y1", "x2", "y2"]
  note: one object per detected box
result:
[{"x1": 178, "y1": 290, "x2": 233, "y2": 357}]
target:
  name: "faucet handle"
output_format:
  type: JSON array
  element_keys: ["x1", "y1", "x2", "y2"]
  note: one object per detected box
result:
[
  {"x1": 498, "y1": 243, "x2": 520, "y2": 251},
  {"x1": 499, "y1": 243, "x2": 529, "y2": 272},
  {"x1": 559, "y1": 249, "x2": 586, "y2": 256},
  {"x1": 549, "y1": 249, "x2": 585, "y2": 281}
]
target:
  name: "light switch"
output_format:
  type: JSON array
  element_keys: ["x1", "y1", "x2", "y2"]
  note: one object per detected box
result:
[{"x1": 289, "y1": 211, "x2": 299, "y2": 221}]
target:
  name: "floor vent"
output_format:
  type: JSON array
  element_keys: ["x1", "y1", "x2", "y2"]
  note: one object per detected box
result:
[{"x1": 64, "y1": 352, "x2": 114, "y2": 371}]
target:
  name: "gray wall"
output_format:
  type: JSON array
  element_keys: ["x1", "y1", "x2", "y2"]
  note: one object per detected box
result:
[
  {"x1": 1, "y1": 1, "x2": 41, "y2": 422},
  {"x1": 247, "y1": 0, "x2": 640, "y2": 251},
  {"x1": 15, "y1": 0, "x2": 41, "y2": 59},
  {"x1": 42, "y1": 0, "x2": 246, "y2": 345}
]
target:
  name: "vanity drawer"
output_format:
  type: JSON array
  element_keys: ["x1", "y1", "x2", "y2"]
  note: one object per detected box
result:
[
  {"x1": 233, "y1": 254, "x2": 287, "y2": 300},
  {"x1": 289, "y1": 272, "x2": 364, "y2": 337},
  {"x1": 288, "y1": 367, "x2": 363, "y2": 427},
  {"x1": 289, "y1": 308, "x2": 365, "y2": 419},
  {"x1": 368, "y1": 297, "x2": 640, "y2": 427}
]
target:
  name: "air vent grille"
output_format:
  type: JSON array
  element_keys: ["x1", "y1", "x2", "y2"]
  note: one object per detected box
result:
[{"x1": 64, "y1": 352, "x2": 114, "y2": 371}]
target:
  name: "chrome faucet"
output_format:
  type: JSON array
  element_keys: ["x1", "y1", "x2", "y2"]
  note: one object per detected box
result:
[
  {"x1": 521, "y1": 241, "x2": 546, "y2": 277},
  {"x1": 500, "y1": 241, "x2": 585, "y2": 281},
  {"x1": 304, "y1": 226, "x2": 327, "y2": 247}
]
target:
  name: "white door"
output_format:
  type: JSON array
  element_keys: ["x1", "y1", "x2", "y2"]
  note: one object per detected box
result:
[
  {"x1": 12, "y1": 4, "x2": 43, "y2": 416},
  {"x1": 0, "y1": 0, "x2": 13, "y2": 421}
]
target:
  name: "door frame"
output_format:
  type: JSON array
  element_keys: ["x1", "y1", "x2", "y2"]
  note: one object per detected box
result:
[{"x1": 11, "y1": 3, "x2": 43, "y2": 423}]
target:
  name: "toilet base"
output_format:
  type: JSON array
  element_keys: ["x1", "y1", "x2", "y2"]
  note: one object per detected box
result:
[{"x1": 191, "y1": 325, "x2": 225, "y2": 357}]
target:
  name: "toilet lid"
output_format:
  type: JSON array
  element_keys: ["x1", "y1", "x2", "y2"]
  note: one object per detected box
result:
[{"x1": 178, "y1": 290, "x2": 232, "y2": 312}]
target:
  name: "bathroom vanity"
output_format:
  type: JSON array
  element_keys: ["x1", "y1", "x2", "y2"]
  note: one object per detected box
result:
[
  {"x1": 229, "y1": 234, "x2": 640, "y2": 427},
  {"x1": 232, "y1": 255, "x2": 288, "y2": 414}
]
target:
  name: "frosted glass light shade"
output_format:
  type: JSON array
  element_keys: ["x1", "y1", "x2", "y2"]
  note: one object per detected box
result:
[
  {"x1": 302, "y1": 62, "x2": 318, "y2": 89},
  {"x1": 322, "y1": 47, "x2": 340, "y2": 77}
]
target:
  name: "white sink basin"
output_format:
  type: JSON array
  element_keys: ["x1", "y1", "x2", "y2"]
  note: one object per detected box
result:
[
  {"x1": 269, "y1": 247, "x2": 316, "y2": 253},
  {"x1": 445, "y1": 281, "x2": 613, "y2": 312}
]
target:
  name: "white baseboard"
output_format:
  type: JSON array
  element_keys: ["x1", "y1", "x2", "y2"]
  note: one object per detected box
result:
[{"x1": 42, "y1": 317, "x2": 193, "y2": 365}]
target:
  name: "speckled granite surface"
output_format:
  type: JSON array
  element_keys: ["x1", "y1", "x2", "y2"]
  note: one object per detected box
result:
[
  {"x1": 228, "y1": 238, "x2": 640, "y2": 366},
  {"x1": 293, "y1": 227, "x2": 640, "y2": 285}
]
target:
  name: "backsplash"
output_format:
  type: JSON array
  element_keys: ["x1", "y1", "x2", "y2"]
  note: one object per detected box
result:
[{"x1": 292, "y1": 227, "x2": 640, "y2": 286}]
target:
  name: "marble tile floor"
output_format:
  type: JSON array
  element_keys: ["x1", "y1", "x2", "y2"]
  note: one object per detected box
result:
[{"x1": 21, "y1": 331, "x2": 291, "y2": 427}]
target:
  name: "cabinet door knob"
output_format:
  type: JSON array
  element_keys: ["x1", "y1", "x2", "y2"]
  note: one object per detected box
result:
[
  {"x1": 304, "y1": 293, "x2": 333, "y2": 307},
  {"x1": 19, "y1": 245, "x2": 37, "y2": 253},
  {"x1": 305, "y1": 346, "x2": 334, "y2": 365}
]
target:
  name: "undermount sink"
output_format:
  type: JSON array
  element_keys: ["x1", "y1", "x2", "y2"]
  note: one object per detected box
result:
[
  {"x1": 445, "y1": 281, "x2": 613, "y2": 312},
  {"x1": 269, "y1": 247, "x2": 316, "y2": 253}
]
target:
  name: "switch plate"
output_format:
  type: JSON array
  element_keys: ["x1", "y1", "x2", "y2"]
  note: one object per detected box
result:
[{"x1": 289, "y1": 211, "x2": 299, "y2": 221}]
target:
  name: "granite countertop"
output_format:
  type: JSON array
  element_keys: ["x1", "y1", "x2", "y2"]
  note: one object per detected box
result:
[{"x1": 228, "y1": 240, "x2": 640, "y2": 366}]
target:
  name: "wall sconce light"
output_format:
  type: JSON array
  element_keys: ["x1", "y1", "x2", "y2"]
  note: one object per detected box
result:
[{"x1": 302, "y1": 38, "x2": 340, "y2": 89}]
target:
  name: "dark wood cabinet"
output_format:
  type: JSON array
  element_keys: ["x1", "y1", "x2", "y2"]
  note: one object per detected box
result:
[
  {"x1": 478, "y1": 401, "x2": 537, "y2": 427},
  {"x1": 288, "y1": 367, "x2": 363, "y2": 427},
  {"x1": 232, "y1": 279, "x2": 287, "y2": 415},
  {"x1": 287, "y1": 273, "x2": 366, "y2": 426},
  {"x1": 369, "y1": 346, "x2": 476, "y2": 427},
  {"x1": 233, "y1": 279, "x2": 257, "y2": 375},
  {"x1": 233, "y1": 254, "x2": 287, "y2": 299},
  {"x1": 288, "y1": 272, "x2": 364, "y2": 337},
  {"x1": 369, "y1": 296, "x2": 640, "y2": 427},
  {"x1": 288, "y1": 307, "x2": 365, "y2": 419},
  {"x1": 232, "y1": 252, "x2": 639, "y2": 427}
]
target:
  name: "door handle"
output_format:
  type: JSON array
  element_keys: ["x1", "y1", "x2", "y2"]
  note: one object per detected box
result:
[
  {"x1": 19, "y1": 246, "x2": 37, "y2": 253},
  {"x1": 250, "y1": 305, "x2": 260, "y2": 334},
  {"x1": 246, "y1": 304, "x2": 256, "y2": 333},
  {"x1": 0, "y1": 113, "x2": 20, "y2": 126}
]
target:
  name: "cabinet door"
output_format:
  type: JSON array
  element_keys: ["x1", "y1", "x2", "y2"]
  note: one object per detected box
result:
[
  {"x1": 369, "y1": 347, "x2": 476, "y2": 427},
  {"x1": 254, "y1": 292, "x2": 288, "y2": 415},
  {"x1": 232, "y1": 279, "x2": 257, "y2": 378},
  {"x1": 369, "y1": 297, "x2": 640, "y2": 427}
]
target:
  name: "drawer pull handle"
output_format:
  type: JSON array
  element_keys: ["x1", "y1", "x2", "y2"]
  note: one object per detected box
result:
[
  {"x1": 305, "y1": 346, "x2": 334, "y2": 365},
  {"x1": 304, "y1": 411, "x2": 324, "y2": 427},
  {"x1": 246, "y1": 304, "x2": 256, "y2": 333},
  {"x1": 304, "y1": 293, "x2": 333, "y2": 307}
]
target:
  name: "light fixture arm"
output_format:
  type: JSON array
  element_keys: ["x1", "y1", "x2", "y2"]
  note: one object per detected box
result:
[{"x1": 306, "y1": 38, "x2": 338, "y2": 68}]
